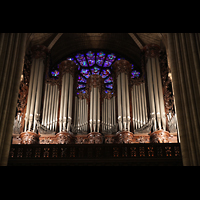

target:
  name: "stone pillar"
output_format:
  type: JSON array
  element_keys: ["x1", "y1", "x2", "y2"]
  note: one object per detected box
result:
[
  {"x1": 0, "y1": 33, "x2": 27, "y2": 166},
  {"x1": 167, "y1": 33, "x2": 200, "y2": 166}
]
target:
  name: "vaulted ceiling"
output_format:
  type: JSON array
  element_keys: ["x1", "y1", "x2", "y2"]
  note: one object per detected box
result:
[{"x1": 27, "y1": 33, "x2": 167, "y2": 67}]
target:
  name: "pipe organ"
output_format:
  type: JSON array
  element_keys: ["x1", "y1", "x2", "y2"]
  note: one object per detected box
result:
[
  {"x1": 24, "y1": 46, "x2": 48, "y2": 133},
  {"x1": 144, "y1": 45, "x2": 166, "y2": 132},
  {"x1": 13, "y1": 47, "x2": 177, "y2": 145},
  {"x1": 102, "y1": 96, "x2": 116, "y2": 134},
  {"x1": 88, "y1": 75, "x2": 102, "y2": 133},
  {"x1": 131, "y1": 83, "x2": 148, "y2": 130},
  {"x1": 113, "y1": 60, "x2": 132, "y2": 132},
  {"x1": 41, "y1": 83, "x2": 59, "y2": 132}
]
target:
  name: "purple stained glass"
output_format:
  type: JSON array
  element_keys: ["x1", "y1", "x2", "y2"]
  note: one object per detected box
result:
[
  {"x1": 96, "y1": 51, "x2": 105, "y2": 66},
  {"x1": 101, "y1": 69, "x2": 111, "y2": 78},
  {"x1": 96, "y1": 59, "x2": 104, "y2": 66},
  {"x1": 91, "y1": 66, "x2": 100, "y2": 75},
  {"x1": 103, "y1": 60, "x2": 112, "y2": 67},
  {"x1": 78, "y1": 75, "x2": 87, "y2": 83},
  {"x1": 105, "y1": 89, "x2": 112, "y2": 94},
  {"x1": 77, "y1": 84, "x2": 85, "y2": 89},
  {"x1": 67, "y1": 57, "x2": 74, "y2": 61},
  {"x1": 131, "y1": 70, "x2": 140, "y2": 78},
  {"x1": 106, "y1": 53, "x2": 116, "y2": 62},
  {"x1": 86, "y1": 51, "x2": 95, "y2": 59},
  {"x1": 80, "y1": 60, "x2": 88, "y2": 67},
  {"x1": 105, "y1": 84, "x2": 113, "y2": 89},
  {"x1": 80, "y1": 68, "x2": 90, "y2": 78},
  {"x1": 79, "y1": 89, "x2": 86, "y2": 94},
  {"x1": 104, "y1": 76, "x2": 113, "y2": 83},
  {"x1": 88, "y1": 60, "x2": 95, "y2": 66},
  {"x1": 51, "y1": 70, "x2": 59, "y2": 77},
  {"x1": 75, "y1": 53, "x2": 84, "y2": 61}
]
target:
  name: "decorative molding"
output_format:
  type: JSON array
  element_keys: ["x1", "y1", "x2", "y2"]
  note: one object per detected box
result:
[
  {"x1": 31, "y1": 45, "x2": 49, "y2": 59},
  {"x1": 150, "y1": 129, "x2": 170, "y2": 143},
  {"x1": 19, "y1": 131, "x2": 40, "y2": 144},
  {"x1": 59, "y1": 60, "x2": 77, "y2": 78},
  {"x1": 112, "y1": 59, "x2": 132, "y2": 78},
  {"x1": 142, "y1": 43, "x2": 160, "y2": 58}
]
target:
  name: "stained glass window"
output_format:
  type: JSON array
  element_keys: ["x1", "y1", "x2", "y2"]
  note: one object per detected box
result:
[
  {"x1": 54, "y1": 50, "x2": 141, "y2": 94},
  {"x1": 51, "y1": 70, "x2": 59, "y2": 77}
]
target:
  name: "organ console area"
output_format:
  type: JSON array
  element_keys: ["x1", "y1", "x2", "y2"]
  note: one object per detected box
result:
[{"x1": 12, "y1": 45, "x2": 178, "y2": 145}]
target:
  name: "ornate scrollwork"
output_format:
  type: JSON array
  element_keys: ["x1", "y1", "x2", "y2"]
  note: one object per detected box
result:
[
  {"x1": 31, "y1": 45, "x2": 49, "y2": 59},
  {"x1": 142, "y1": 43, "x2": 160, "y2": 58},
  {"x1": 112, "y1": 59, "x2": 132, "y2": 78}
]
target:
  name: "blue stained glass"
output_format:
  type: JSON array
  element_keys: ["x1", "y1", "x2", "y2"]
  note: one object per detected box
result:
[
  {"x1": 104, "y1": 76, "x2": 113, "y2": 83},
  {"x1": 51, "y1": 70, "x2": 59, "y2": 77},
  {"x1": 96, "y1": 59, "x2": 104, "y2": 66},
  {"x1": 77, "y1": 84, "x2": 85, "y2": 89},
  {"x1": 67, "y1": 57, "x2": 74, "y2": 61},
  {"x1": 105, "y1": 89, "x2": 112, "y2": 94},
  {"x1": 103, "y1": 60, "x2": 112, "y2": 67},
  {"x1": 105, "y1": 84, "x2": 113, "y2": 89},
  {"x1": 80, "y1": 69, "x2": 90, "y2": 78},
  {"x1": 131, "y1": 70, "x2": 140, "y2": 78},
  {"x1": 75, "y1": 53, "x2": 84, "y2": 61},
  {"x1": 78, "y1": 75, "x2": 87, "y2": 83},
  {"x1": 97, "y1": 51, "x2": 105, "y2": 58},
  {"x1": 80, "y1": 60, "x2": 88, "y2": 67},
  {"x1": 86, "y1": 51, "x2": 95, "y2": 59},
  {"x1": 79, "y1": 89, "x2": 86, "y2": 94},
  {"x1": 106, "y1": 53, "x2": 116, "y2": 62},
  {"x1": 88, "y1": 60, "x2": 95, "y2": 66},
  {"x1": 91, "y1": 66, "x2": 100, "y2": 75},
  {"x1": 100, "y1": 69, "x2": 111, "y2": 78},
  {"x1": 96, "y1": 51, "x2": 105, "y2": 66}
]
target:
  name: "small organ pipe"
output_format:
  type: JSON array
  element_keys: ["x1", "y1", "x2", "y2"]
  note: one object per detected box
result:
[
  {"x1": 59, "y1": 75, "x2": 65, "y2": 132},
  {"x1": 156, "y1": 57, "x2": 166, "y2": 130},
  {"x1": 67, "y1": 74, "x2": 73, "y2": 131},
  {"x1": 90, "y1": 87, "x2": 93, "y2": 132},
  {"x1": 29, "y1": 59, "x2": 39, "y2": 130},
  {"x1": 24, "y1": 58, "x2": 35, "y2": 132},
  {"x1": 138, "y1": 84, "x2": 143, "y2": 127},
  {"x1": 42, "y1": 83, "x2": 47, "y2": 126},
  {"x1": 117, "y1": 74, "x2": 122, "y2": 131},
  {"x1": 121, "y1": 73, "x2": 127, "y2": 130},
  {"x1": 113, "y1": 96, "x2": 116, "y2": 125},
  {"x1": 97, "y1": 90, "x2": 100, "y2": 132},
  {"x1": 131, "y1": 87, "x2": 135, "y2": 130},
  {"x1": 125, "y1": 74, "x2": 130, "y2": 131},
  {"x1": 147, "y1": 58, "x2": 156, "y2": 131},
  {"x1": 93, "y1": 87, "x2": 97, "y2": 132},
  {"x1": 151, "y1": 57, "x2": 161, "y2": 130},
  {"x1": 44, "y1": 84, "x2": 50, "y2": 127}
]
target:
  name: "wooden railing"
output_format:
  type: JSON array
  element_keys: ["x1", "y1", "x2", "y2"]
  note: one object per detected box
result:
[{"x1": 8, "y1": 143, "x2": 182, "y2": 166}]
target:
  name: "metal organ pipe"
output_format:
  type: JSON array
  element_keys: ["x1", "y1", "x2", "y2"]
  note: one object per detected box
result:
[
  {"x1": 24, "y1": 59, "x2": 35, "y2": 132},
  {"x1": 117, "y1": 74, "x2": 122, "y2": 131},
  {"x1": 156, "y1": 57, "x2": 166, "y2": 130},
  {"x1": 144, "y1": 45, "x2": 166, "y2": 131}
]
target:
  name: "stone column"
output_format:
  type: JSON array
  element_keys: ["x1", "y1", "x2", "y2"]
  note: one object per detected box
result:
[
  {"x1": 167, "y1": 33, "x2": 200, "y2": 166},
  {"x1": 0, "y1": 33, "x2": 27, "y2": 166}
]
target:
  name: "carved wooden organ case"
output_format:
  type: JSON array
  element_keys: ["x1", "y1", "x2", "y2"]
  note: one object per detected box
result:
[{"x1": 13, "y1": 45, "x2": 178, "y2": 144}]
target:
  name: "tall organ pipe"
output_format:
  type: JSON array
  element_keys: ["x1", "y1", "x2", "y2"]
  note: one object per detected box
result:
[{"x1": 113, "y1": 59, "x2": 132, "y2": 132}]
